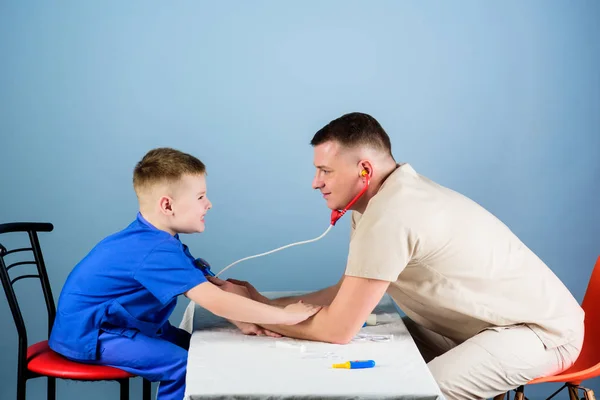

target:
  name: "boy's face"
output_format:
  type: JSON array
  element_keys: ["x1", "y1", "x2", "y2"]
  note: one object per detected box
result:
[{"x1": 170, "y1": 174, "x2": 212, "y2": 234}]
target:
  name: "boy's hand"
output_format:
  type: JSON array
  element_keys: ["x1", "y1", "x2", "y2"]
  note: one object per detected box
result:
[
  {"x1": 206, "y1": 277, "x2": 281, "y2": 337},
  {"x1": 282, "y1": 301, "x2": 322, "y2": 325}
]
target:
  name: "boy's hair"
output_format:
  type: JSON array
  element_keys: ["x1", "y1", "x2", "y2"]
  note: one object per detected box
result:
[
  {"x1": 310, "y1": 112, "x2": 393, "y2": 156},
  {"x1": 133, "y1": 148, "x2": 206, "y2": 196}
]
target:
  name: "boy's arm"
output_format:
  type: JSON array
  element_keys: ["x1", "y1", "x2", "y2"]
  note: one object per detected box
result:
[
  {"x1": 203, "y1": 280, "x2": 282, "y2": 337},
  {"x1": 220, "y1": 275, "x2": 345, "y2": 307},
  {"x1": 184, "y1": 282, "x2": 321, "y2": 325}
]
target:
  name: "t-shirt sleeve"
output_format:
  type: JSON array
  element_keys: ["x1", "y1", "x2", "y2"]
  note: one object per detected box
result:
[
  {"x1": 345, "y1": 209, "x2": 417, "y2": 282},
  {"x1": 134, "y1": 240, "x2": 207, "y2": 304}
]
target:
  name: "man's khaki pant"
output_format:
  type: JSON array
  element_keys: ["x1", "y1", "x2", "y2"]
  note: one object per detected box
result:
[{"x1": 403, "y1": 317, "x2": 583, "y2": 400}]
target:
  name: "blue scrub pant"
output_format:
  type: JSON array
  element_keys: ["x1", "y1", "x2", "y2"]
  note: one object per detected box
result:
[{"x1": 77, "y1": 325, "x2": 190, "y2": 400}]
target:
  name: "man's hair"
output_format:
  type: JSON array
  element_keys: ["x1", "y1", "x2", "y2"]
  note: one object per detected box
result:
[
  {"x1": 310, "y1": 112, "x2": 393, "y2": 155},
  {"x1": 133, "y1": 147, "x2": 206, "y2": 196}
]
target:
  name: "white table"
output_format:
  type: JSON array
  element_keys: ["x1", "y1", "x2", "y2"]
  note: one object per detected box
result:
[{"x1": 181, "y1": 293, "x2": 444, "y2": 400}]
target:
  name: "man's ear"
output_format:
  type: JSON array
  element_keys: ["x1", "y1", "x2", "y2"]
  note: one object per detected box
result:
[
  {"x1": 357, "y1": 160, "x2": 374, "y2": 178},
  {"x1": 158, "y1": 196, "x2": 175, "y2": 216}
]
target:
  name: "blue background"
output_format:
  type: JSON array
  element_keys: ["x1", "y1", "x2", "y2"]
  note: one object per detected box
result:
[{"x1": 1, "y1": 1, "x2": 598, "y2": 398}]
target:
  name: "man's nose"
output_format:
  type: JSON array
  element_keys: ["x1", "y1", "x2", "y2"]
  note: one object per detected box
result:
[{"x1": 312, "y1": 175, "x2": 324, "y2": 190}]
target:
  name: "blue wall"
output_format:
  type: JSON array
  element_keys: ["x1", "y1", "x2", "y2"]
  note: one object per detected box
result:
[{"x1": 1, "y1": 1, "x2": 598, "y2": 399}]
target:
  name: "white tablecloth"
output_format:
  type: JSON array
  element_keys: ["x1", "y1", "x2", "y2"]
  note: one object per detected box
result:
[{"x1": 181, "y1": 293, "x2": 444, "y2": 400}]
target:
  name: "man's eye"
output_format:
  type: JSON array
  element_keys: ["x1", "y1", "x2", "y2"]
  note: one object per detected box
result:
[{"x1": 323, "y1": 170, "x2": 330, "y2": 175}]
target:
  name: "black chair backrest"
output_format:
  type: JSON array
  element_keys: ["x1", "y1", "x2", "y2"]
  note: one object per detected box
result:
[{"x1": 0, "y1": 223, "x2": 56, "y2": 355}]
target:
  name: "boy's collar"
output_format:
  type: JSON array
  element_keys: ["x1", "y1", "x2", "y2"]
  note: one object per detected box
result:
[{"x1": 136, "y1": 212, "x2": 180, "y2": 239}]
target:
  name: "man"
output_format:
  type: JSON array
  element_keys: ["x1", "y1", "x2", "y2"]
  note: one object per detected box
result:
[{"x1": 217, "y1": 112, "x2": 584, "y2": 400}]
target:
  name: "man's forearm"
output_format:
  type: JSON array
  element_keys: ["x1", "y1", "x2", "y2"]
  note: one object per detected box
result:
[
  {"x1": 268, "y1": 281, "x2": 342, "y2": 307},
  {"x1": 260, "y1": 306, "x2": 355, "y2": 344},
  {"x1": 260, "y1": 320, "x2": 323, "y2": 342},
  {"x1": 262, "y1": 276, "x2": 389, "y2": 345}
]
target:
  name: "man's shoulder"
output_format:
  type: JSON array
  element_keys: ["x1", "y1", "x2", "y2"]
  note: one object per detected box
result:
[
  {"x1": 363, "y1": 164, "x2": 427, "y2": 220},
  {"x1": 362, "y1": 163, "x2": 483, "y2": 230}
]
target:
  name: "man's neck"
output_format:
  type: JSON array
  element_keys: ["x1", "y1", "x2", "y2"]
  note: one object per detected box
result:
[{"x1": 353, "y1": 162, "x2": 398, "y2": 214}]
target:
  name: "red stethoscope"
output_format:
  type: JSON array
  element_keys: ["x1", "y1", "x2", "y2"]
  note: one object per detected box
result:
[
  {"x1": 330, "y1": 169, "x2": 371, "y2": 226},
  {"x1": 214, "y1": 169, "x2": 371, "y2": 277}
]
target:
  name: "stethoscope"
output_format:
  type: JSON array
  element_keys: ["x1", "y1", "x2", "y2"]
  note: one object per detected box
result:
[{"x1": 196, "y1": 170, "x2": 371, "y2": 278}]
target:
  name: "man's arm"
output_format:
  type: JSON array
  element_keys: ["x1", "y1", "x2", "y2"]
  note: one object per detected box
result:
[
  {"x1": 270, "y1": 275, "x2": 345, "y2": 307},
  {"x1": 259, "y1": 275, "x2": 390, "y2": 344}
]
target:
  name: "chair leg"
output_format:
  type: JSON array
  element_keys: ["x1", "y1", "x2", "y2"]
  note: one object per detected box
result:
[
  {"x1": 47, "y1": 376, "x2": 56, "y2": 400},
  {"x1": 142, "y1": 378, "x2": 152, "y2": 400},
  {"x1": 17, "y1": 376, "x2": 26, "y2": 400},
  {"x1": 514, "y1": 385, "x2": 525, "y2": 400},
  {"x1": 568, "y1": 384, "x2": 579, "y2": 400},
  {"x1": 119, "y1": 378, "x2": 130, "y2": 400},
  {"x1": 584, "y1": 388, "x2": 596, "y2": 400}
]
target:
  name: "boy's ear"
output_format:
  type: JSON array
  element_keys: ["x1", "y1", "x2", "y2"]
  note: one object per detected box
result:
[{"x1": 158, "y1": 196, "x2": 175, "y2": 216}]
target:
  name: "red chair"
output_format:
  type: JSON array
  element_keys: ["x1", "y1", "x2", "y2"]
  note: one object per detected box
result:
[
  {"x1": 0, "y1": 222, "x2": 151, "y2": 400},
  {"x1": 496, "y1": 256, "x2": 600, "y2": 400}
]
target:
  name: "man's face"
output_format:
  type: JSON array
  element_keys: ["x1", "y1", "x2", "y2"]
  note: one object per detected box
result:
[
  {"x1": 171, "y1": 174, "x2": 212, "y2": 233},
  {"x1": 312, "y1": 141, "x2": 364, "y2": 210}
]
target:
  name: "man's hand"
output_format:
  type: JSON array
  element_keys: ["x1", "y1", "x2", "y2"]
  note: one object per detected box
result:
[
  {"x1": 207, "y1": 276, "x2": 252, "y2": 298},
  {"x1": 207, "y1": 276, "x2": 269, "y2": 303},
  {"x1": 226, "y1": 278, "x2": 270, "y2": 303},
  {"x1": 230, "y1": 321, "x2": 282, "y2": 337},
  {"x1": 206, "y1": 276, "x2": 281, "y2": 337}
]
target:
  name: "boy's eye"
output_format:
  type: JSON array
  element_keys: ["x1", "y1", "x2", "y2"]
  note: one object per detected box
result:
[{"x1": 198, "y1": 196, "x2": 204, "y2": 200}]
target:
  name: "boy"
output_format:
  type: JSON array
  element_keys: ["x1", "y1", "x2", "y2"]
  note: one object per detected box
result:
[{"x1": 49, "y1": 148, "x2": 320, "y2": 400}]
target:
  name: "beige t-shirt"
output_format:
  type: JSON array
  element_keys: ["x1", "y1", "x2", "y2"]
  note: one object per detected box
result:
[{"x1": 346, "y1": 163, "x2": 584, "y2": 349}]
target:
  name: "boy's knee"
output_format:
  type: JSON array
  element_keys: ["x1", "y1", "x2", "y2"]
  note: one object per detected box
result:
[
  {"x1": 171, "y1": 352, "x2": 188, "y2": 378},
  {"x1": 153, "y1": 350, "x2": 188, "y2": 382}
]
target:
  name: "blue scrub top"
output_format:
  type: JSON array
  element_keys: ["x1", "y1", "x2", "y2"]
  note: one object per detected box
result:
[{"x1": 49, "y1": 213, "x2": 208, "y2": 360}]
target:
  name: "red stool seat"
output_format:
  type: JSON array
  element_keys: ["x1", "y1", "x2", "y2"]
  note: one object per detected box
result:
[{"x1": 27, "y1": 340, "x2": 133, "y2": 380}]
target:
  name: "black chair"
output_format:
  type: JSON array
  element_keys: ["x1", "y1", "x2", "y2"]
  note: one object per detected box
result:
[{"x1": 0, "y1": 222, "x2": 151, "y2": 400}]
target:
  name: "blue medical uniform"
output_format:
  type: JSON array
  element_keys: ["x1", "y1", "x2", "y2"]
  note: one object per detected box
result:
[{"x1": 49, "y1": 213, "x2": 207, "y2": 400}]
